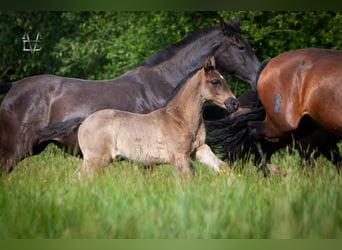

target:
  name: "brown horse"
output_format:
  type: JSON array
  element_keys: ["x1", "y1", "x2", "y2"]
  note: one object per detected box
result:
[
  {"x1": 0, "y1": 17, "x2": 260, "y2": 174},
  {"x1": 249, "y1": 48, "x2": 342, "y2": 175},
  {"x1": 205, "y1": 89, "x2": 342, "y2": 173},
  {"x1": 75, "y1": 57, "x2": 238, "y2": 178}
]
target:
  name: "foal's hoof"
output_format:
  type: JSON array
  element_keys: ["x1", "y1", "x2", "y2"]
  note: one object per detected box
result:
[
  {"x1": 219, "y1": 167, "x2": 236, "y2": 181},
  {"x1": 266, "y1": 164, "x2": 287, "y2": 177}
]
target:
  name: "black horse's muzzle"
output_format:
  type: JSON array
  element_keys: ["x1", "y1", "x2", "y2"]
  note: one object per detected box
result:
[{"x1": 224, "y1": 97, "x2": 239, "y2": 114}]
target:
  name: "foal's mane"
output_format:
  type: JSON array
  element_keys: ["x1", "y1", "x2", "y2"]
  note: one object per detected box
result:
[
  {"x1": 160, "y1": 67, "x2": 201, "y2": 108},
  {"x1": 140, "y1": 26, "x2": 221, "y2": 67}
]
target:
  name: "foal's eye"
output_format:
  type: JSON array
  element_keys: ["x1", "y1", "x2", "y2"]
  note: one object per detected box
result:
[{"x1": 211, "y1": 79, "x2": 221, "y2": 87}]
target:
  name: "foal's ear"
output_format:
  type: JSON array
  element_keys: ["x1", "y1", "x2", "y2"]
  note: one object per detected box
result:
[{"x1": 204, "y1": 57, "x2": 216, "y2": 73}]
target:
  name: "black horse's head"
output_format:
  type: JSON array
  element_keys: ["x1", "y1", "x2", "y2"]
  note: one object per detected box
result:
[{"x1": 213, "y1": 17, "x2": 261, "y2": 90}]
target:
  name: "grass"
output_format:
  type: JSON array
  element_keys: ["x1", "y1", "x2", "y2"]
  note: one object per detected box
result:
[{"x1": 0, "y1": 145, "x2": 341, "y2": 238}]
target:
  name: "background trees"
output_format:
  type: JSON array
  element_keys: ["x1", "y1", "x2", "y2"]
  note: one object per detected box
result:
[{"x1": 0, "y1": 11, "x2": 341, "y2": 95}]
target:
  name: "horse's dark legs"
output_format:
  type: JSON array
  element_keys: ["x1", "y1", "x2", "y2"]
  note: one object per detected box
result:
[
  {"x1": 320, "y1": 143, "x2": 342, "y2": 174},
  {"x1": 0, "y1": 111, "x2": 19, "y2": 173},
  {"x1": 0, "y1": 137, "x2": 39, "y2": 175},
  {"x1": 252, "y1": 140, "x2": 270, "y2": 177},
  {"x1": 248, "y1": 121, "x2": 270, "y2": 177},
  {"x1": 0, "y1": 113, "x2": 40, "y2": 174},
  {"x1": 295, "y1": 129, "x2": 342, "y2": 174}
]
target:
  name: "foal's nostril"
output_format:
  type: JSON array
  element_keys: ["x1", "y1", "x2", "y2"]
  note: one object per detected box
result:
[
  {"x1": 233, "y1": 99, "x2": 239, "y2": 111},
  {"x1": 225, "y1": 97, "x2": 239, "y2": 113}
]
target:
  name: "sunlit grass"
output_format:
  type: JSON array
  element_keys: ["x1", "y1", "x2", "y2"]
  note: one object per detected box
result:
[{"x1": 0, "y1": 145, "x2": 341, "y2": 238}]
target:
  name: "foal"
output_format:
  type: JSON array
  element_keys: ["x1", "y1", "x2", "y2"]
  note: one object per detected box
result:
[{"x1": 76, "y1": 57, "x2": 239, "y2": 178}]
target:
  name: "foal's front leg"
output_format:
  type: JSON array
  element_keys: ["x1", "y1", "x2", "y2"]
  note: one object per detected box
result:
[
  {"x1": 193, "y1": 122, "x2": 235, "y2": 177},
  {"x1": 194, "y1": 144, "x2": 234, "y2": 177}
]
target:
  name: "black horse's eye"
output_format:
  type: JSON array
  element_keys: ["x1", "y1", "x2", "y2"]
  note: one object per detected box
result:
[
  {"x1": 211, "y1": 79, "x2": 221, "y2": 87},
  {"x1": 232, "y1": 40, "x2": 245, "y2": 51},
  {"x1": 238, "y1": 45, "x2": 245, "y2": 51}
]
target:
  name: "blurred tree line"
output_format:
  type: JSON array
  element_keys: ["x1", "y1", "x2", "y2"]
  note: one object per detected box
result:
[{"x1": 0, "y1": 11, "x2": 341, "y2": 95}]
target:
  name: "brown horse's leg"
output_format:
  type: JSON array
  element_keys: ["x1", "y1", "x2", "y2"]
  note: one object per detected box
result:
[
  {"x1": 252, "y1": 140, "x2": 270, "y2": 177},
  {"x1": 248, "y1": 120, "x2": 270, "y2": 176},
  {"x1": 248, "y1": 119, "x2": 290, "y2": 177},
  {"x1": 321, "y1": 144, "x2": 342, "y2": 174}
]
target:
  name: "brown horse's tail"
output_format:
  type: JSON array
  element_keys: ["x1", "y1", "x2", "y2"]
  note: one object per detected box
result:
[
  {"x1": 0, "y1": 83, "x2": 13, "y2": 94},
  {"x1": 204, "y1": 58, "x2": 270, "y2": 161},
  {"x1": 205, "y1": 106, "x2": 265, "y2": 161},
  {"x1": 36, "y1": 117, "x2": 85, "y2": 142}
]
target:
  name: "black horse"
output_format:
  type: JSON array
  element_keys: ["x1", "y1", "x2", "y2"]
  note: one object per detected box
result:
[{"x1": 0, "y1": 17, "x2": 260, "y2": 173}]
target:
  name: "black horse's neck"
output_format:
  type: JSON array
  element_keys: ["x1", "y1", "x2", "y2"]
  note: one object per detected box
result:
[{"x1": 128, "y1": 26, "x2": 223, "y2": 85}]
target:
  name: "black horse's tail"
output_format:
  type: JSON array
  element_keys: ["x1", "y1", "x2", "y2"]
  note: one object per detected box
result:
[
  {"x1": 205, "y1": 106, "x2": 265, "y2": 161},
  {"x1": 36, "y1": 117, "x2": 85, "y2": 142},
  {"x1": 0, "y1": 83, "x2": 13, "y2": 94}
]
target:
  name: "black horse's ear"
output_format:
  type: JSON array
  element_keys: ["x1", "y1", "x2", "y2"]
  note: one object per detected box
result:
[
  {"x1": 204, "y1": 57, "x2": 216, "y2": 73},
  {"x1": 232, "y1": 16, "x2": 241, "y2": 30},
  {"x1": 219, "y1": 17, "x2": 229, "y2": 36},
  {"x1": 220, "y1": 16, "x2": 241, "y2": 36}
]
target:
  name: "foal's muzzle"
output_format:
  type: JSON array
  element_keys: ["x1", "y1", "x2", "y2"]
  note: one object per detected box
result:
[{"x1": 224, "y1": 97, "x2": 239, "y2": 114}]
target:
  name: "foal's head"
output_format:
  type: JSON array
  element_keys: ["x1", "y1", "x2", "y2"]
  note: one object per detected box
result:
[{"x1": 201, "y1": 57, "x2": 239, "y2": 114}]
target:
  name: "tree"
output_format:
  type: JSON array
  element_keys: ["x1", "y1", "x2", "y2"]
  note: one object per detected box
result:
[{"x1": 1, "y1": 11, "x2": 341, "y2": 97}]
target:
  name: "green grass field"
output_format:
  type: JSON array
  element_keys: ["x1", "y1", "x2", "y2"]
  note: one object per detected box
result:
[{"x1": 0, "y1": 145, "x2": 341, "y2": 238}]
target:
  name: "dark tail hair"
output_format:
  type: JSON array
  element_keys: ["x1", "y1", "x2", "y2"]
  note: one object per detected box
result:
[
  {"x1": 204, "y1": 58, "x2": 270, "y2": 160},
  {"x1": 205, "y1": 106, "x2": 265, "y2": 160},
  {"x1": 36, "y1": 117, "x2": 85, "y2": 142}
]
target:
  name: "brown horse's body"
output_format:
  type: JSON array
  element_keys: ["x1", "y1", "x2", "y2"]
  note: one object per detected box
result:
[
  {"x1": 76, "y1": 58, "x2": 238, "y2": 178},
  {"x1": 251, "y1": 48, "x2": 342, "y2": 174}
]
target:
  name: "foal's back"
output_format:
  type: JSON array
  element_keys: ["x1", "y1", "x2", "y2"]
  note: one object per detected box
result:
[{"x1": 78, "y1": 108, "x2": 172, "y2": 165}]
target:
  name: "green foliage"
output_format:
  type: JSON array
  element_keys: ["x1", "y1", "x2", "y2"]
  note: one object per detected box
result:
[
  {"x1": 0, "y1": 11, "x2": 218, "y2": 83},
  {"x1": 0, "y1": 145, "x2": 341, "y2": 238},
  {"x1": 1, "y1": 11, "x2": 341, "y2": 88}
]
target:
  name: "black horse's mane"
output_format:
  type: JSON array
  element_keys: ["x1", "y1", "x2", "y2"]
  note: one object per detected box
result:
[
  {"x1": 141, "y1": 19, "x2": 242, "y2": 68},
  {"x1": 140, "y1": 26, "x2": 221, "y2": 67}
]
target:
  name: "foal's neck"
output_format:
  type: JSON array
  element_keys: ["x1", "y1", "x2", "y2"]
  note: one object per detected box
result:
[{"x1": 165, "y1": 73, "x2": 204, "y2": 130}]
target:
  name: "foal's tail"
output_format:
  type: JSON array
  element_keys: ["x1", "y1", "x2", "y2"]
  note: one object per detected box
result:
[
  {"x1": 36, "y1": 117, "x2": 85, "y2": 142},
  {"x1": 205, "y1": 106, "x2": 265, "y2": 158}
]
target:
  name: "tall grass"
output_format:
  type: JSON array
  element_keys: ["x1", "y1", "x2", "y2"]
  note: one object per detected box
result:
[{"x1": 0, "y1": 145, "x2": 341, "y2": 238}]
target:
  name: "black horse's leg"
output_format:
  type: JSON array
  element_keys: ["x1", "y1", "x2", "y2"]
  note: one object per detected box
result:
[{"x1": 253, "y1": 140, "x2": 270, "y2": 177}]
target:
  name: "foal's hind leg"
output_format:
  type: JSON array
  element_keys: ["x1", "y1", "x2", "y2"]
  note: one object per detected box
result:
[
  {"x1": 75, "y1": 154, "x2": 112, "y2": 179},
  {"x1": 169, "y1": 154, "x2": 193, "y2": 178}
]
